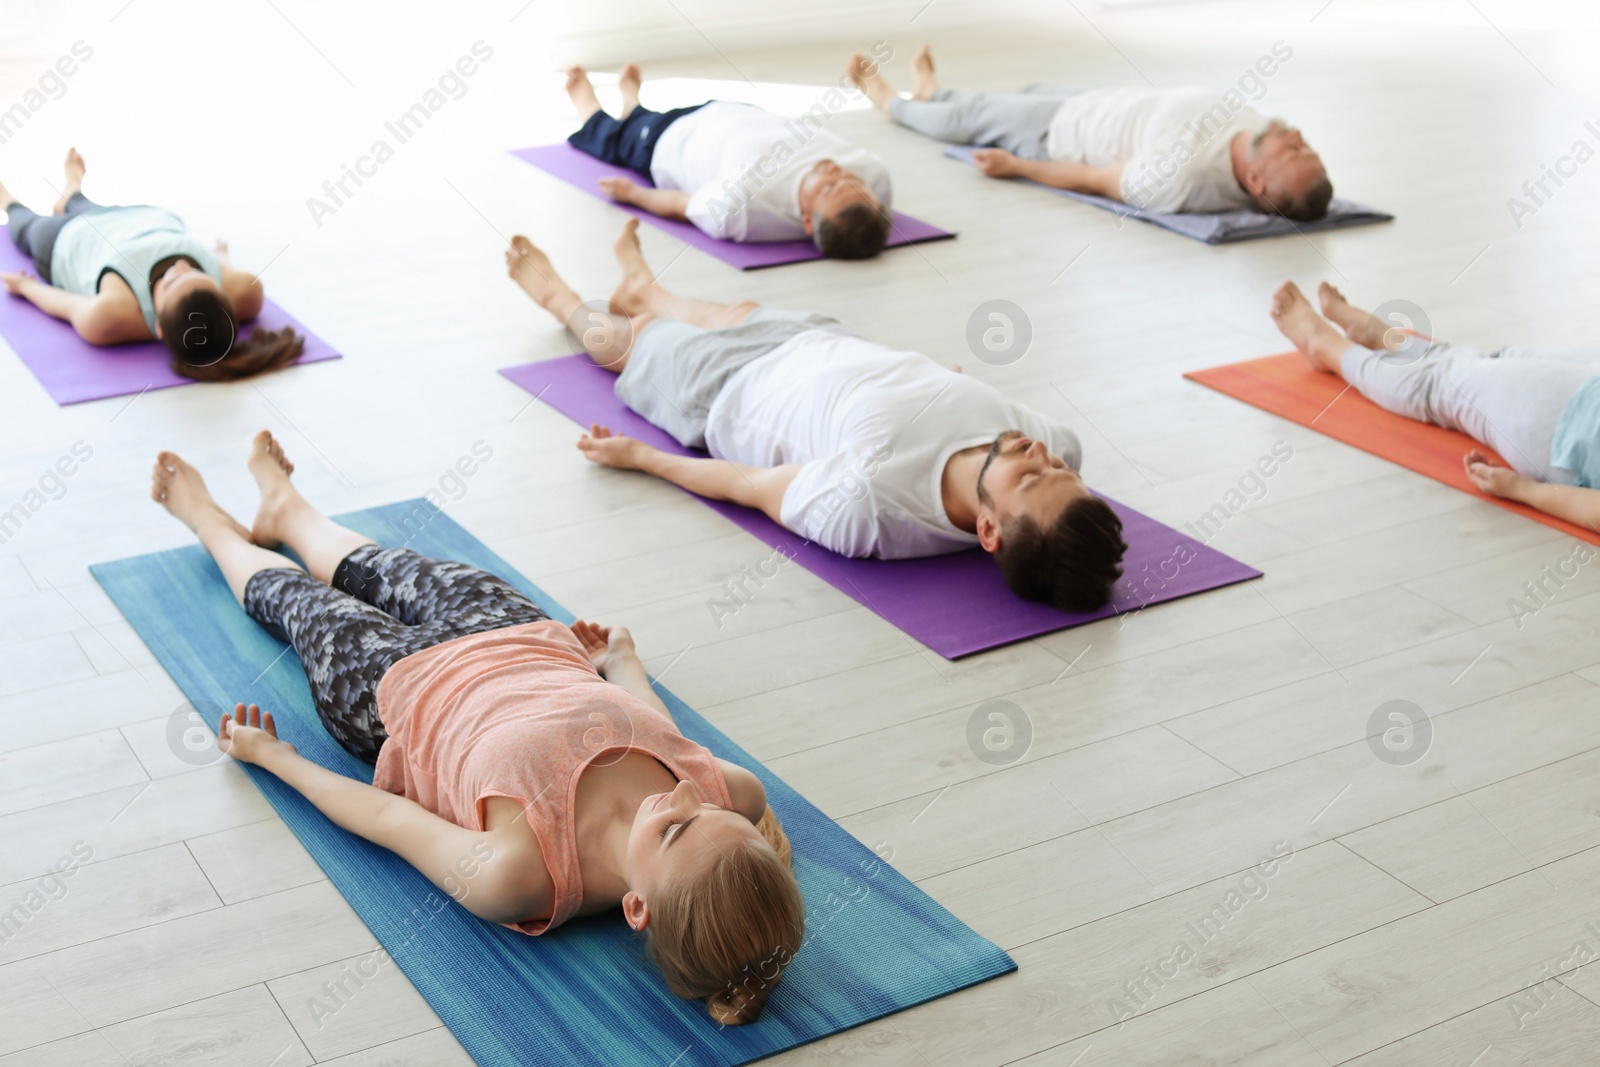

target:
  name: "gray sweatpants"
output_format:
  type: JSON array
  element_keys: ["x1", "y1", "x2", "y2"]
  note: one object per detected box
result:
[
  {"x1": 888, "y1": 87, "x2": 1068, "y2": 160},
  {"x1": 614, "y1": 308, "x2": 852, "y2": 450},
  {"x1": 1341, "y1": 341, "x2": 1600, "y2": 482}
]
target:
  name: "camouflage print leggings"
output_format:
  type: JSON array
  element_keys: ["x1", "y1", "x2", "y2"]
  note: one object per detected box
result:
[{"x1": 242, "y1": 544, "x2": 548, "y2": 764}]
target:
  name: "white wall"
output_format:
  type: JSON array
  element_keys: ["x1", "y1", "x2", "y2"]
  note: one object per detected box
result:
[{"x1": 549, "y1": 0, "x2": 1018, "y2": 66}]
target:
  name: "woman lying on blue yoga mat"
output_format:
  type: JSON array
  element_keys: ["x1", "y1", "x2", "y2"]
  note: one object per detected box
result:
[
  {"x1": 1272, "y1": 281, "x2": 1600, "y2": 532},
  {"x1": 1, "y1": 149, "x2": 302, "y2": 381},
  {"x1": 149, "y1": 431, "x2": 803, "y2": 1024}
]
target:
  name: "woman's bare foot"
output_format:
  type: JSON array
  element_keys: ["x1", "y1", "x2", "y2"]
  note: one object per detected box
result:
[
  {"x1": 506, "y1": 235, "x2": 581, "y2": 320},
  {"x1": 609, "y1": 219, "x2": 656, "y2": 315},
  {"x1": 565, "y1": 66, "x2": 601, "y2": 120},
  {"x1": 51, "y1": 149, "x2": 86, "y2": 214},
  {"x1": 912, "y1": 45, "x2": 938, "y2": 100},
  {"x1": 1317, "y1": 282, "x2": 1395, "y2": 351},
  {"x1": 246, "y1": 430, "x2": 301, "y2": 547},
  {"x1": 848, "y1": 54, "x2": 896, "y2": 113},
  {"x1": 1271, "y1": 281, "x2": 1350, "y2": 373},
  {"x1": 618, "y1": 63, "x2": 642, "y2": 118},
  {"x1": 150, "y1": 452, "x2": 250, "y2": 539}
]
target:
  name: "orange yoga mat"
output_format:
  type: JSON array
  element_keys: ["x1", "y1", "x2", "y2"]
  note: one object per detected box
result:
[{"x1": 1186, "y1": 352, "x2": 1600, "y2": 546}]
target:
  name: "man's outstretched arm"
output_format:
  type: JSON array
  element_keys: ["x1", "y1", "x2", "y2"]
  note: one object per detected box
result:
[
  {"x1": 970, "y1": 149, "x2": 1125, "y2": 200},
  {"x1": 596, "y1": 177, "x2": 692, "y2": 221},
  {"x1": 578, "y1": 425, "x2": 798, "y2": 524}
]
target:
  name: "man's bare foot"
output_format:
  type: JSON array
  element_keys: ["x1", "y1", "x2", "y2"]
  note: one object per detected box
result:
[
  {"x1": 1271, "y1": 281, "x2": 1350, "y2": 373},
  {"x1": 506, "y1": 235, "x2": 581, "y2": 319},
  {"x1": 246, "y1": 430, "x2": 301, "y2": 547},
  {"x1": 848, "y1": 53, "x2": 896, "y2": 113},
  {"x1": 618, "y1": 63, "x2": 642, "y2": 118},
  {"x1": 52, "y1": 148, "x2": 86, "y2": 214},
  {"x1": 577, "y1": 424, "x2": 652, "y2": 470},
  {"x1": 1317, "y1": 282, "x2": 1395, "y2": 351},
  {"x1": 609, "y1": 219, "x2": 656, "y2": 316},
  {"x1": 912, "y1": 45, "x2": 938, "y2": 100},
  {"x1": 150, "y1": 452, "x2": 250, "y2": 539},
  {"x1": 566, "y1": 66, "x2": 601, "y2": 120}
]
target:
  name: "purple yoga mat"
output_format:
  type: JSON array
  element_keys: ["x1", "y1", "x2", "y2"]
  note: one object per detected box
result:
[
  {"x1": 510, "y1": 143, "x2": 955, "y2": 270},
  {"x1": 500, "y1": 354, "x2": 1262, "y2": 658},
  {"x1": 0, "y1": 225, "x2": 340, "y2": 405}
]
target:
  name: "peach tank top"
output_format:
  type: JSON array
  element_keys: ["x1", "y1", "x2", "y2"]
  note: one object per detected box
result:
[{"x1": 372, "y1": 619, "x2": 730, "y2": 935}]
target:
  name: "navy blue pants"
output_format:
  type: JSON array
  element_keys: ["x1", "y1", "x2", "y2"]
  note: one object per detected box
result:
[{"x1": 567, "y1": 103, "x2": 707, "y2": 177}]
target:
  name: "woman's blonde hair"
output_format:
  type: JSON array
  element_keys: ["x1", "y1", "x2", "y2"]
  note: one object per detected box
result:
[{"x1": 643, "y1": 805, "x2": 804, "y2": 1025}]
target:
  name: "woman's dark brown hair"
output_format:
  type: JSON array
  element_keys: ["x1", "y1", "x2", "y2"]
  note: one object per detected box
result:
[{"x1": 159, "y1": 286, "x2": 304, "y2": 382}]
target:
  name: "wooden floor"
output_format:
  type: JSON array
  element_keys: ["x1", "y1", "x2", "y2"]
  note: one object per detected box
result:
[{"x1": 3, "y1": 1, "x2": 1600, "y2": 1063}]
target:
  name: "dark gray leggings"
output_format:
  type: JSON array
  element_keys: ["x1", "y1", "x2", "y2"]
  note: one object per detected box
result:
[
  {"x1": 242, "y1": 545, "x2": 549, "y2": 764},
  {"x1": 6, "y1": 192, "x2": 101, "y2": 282}
]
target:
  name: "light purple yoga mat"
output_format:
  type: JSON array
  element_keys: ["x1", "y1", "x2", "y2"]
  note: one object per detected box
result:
[
  {"x1": 500, "y1": 354, "x2": 1261, "y2": 658},
  {"x1": 510, "y1": 143, "x2": 955, "y2": 270},
  {"x1": 941, "y1": 145, "x2": 1392, "y2": 245},
  {"x1": 0, "y1": 226, "x2": 340, "y2": 405}
]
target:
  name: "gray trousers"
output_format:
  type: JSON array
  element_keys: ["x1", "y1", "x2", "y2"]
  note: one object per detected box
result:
[
  {"x1": 888, "y1": 87, "x2": 1068, "y2": 160},
  {"x1": 614, "y1": 309, "x2": 851, "y2": 450},
  {"x1": 1341, "y1": 341, "x2": 1600, "y2": 482}
]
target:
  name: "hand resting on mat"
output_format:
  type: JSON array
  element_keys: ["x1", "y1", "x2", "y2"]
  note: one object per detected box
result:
[
  {"x1": 1273, "y1": 280, "x2": 1600, "y2": 534},
  {"x1": 1463, "y1": 449, "x2": 1600, "y2": 530},
  {"x1": 153, "y1": 430, "x2": 805, "y2": 1025},
  {"x1": 1, "y1": 148, "x2": 302, "y2": 382}
]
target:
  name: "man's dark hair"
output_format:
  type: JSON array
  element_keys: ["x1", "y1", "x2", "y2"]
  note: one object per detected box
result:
[
  {"x1": 158, "y1": 286, "x2": 304, "y2": 382},
  {"x1": 813, "y1": 202, "x2": 891, "y2": 260},
  {"x1": 1272, "y1": 174, "x2": 1334, "y2": 222},
  {"x1": 993, "y1": 496, "x2": 1128, "y2": 612}
]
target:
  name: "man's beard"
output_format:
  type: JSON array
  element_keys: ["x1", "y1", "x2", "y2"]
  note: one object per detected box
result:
[{"x1": 975, "y1": 430, "x2": 1020, "y2": 505}]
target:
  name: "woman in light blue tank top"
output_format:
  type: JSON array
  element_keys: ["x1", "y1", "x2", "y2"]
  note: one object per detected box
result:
[
  {"x1": 1, "y1": 149, "x2": 303, "y2": 381},
  {"x1": 1271, "y1": 280, "x2": 1600, "y2": 534}
]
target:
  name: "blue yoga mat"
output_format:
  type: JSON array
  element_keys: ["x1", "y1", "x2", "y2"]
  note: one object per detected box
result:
[{"x1": 91, "y1": 500, "x2": 1014, "y2": 1067}]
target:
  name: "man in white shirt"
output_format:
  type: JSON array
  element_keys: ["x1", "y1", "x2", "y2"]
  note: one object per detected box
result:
[
  {"x1": 849, "y1": 46, "x2": 1331, "y2": 220},
  {"x1": 563, "y1": 65, "x2": 894, "y2": 259},
  {"x1": 505, "y1": 221, "x2": 1129, "y2": 611}
]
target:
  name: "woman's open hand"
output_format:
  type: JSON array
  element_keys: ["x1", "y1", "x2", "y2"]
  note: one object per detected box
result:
[
  {"x1": 1, "y1": 270, "x2": 33, "y2": 295},
  {"x1": 218, "y1": 703, "x2": 294, "y2": 765},
  {"x1": 1463, "y1": 449, "x2": 1525, "y2": 500},
  {"x1": 571, "y1": 619, "x2": 637, "y2": 676}
]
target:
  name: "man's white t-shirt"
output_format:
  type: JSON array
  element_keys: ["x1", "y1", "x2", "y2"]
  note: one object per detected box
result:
[
  {"x1": 648, "y1": 101, "x2": 893, "y2": 242},
  {"x1": 1044, "y1": 87, "x2": 1272, "y2": 213},
  {"x1": 703, "y1": 330, "x2": 1083, "y2": 559}
]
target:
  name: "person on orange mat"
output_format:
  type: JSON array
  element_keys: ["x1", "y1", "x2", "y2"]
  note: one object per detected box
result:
[
  {"x1": 1271, "y1": 280, "x2": 1600, "y2": 530},
  {"x1": 148, "y1": 430, "x2": 803, "y2": 1024},
  {"x1": 505, "y1": 219, "x2": 1129, "y2": 612},
  {"x1": 1, "y1": 148, "x2": 303, "y2": 381},
  {"x1": 850, "y1": 44, "x2": 1332, "y2": 221}
]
